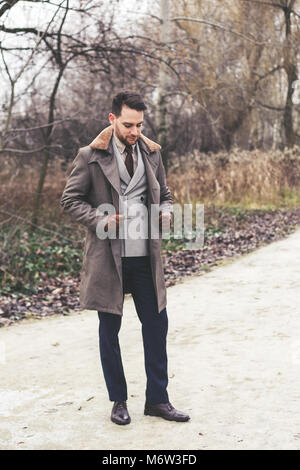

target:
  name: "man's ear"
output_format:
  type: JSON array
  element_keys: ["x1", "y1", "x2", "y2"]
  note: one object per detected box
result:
[{"x1": 108, "y1": 113, "x2": 115, "y2": 126}]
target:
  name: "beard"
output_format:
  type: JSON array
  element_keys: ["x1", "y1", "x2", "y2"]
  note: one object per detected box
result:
[{"x1": 114, "y1": 125, "x2": 138, "y2": 146}]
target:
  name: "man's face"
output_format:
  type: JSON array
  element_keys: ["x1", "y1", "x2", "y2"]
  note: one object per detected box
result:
[{"x1": 109, "y1": 105, "x2": 144, "y2": 146}]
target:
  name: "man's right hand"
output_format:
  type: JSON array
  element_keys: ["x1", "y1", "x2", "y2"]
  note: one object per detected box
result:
[{"x1": 104, "y1": 214, "x2": 124, "y2": 234}]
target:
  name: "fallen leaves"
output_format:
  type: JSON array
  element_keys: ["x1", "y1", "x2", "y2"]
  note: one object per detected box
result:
[{"x1": 0, "y1": 276, "x2": 80, "y2": 326}]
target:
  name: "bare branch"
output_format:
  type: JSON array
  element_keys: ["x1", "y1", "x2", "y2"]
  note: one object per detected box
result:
[
  {"x1": 240, "y1": 0, "x2": 288, "y2": 9},
  {"x1": 255, "y1": 99, "x2": 285, "y2": 111},
  {"x1": 0, "y1": 0, "x2": 19, "y2": 18},
  {"x1": 56, "y1": 0, "x2": 69, "y2": 65},
  {"x1": 124, "y1": 9, "x2": 163, "y2": 24},
  {"x1": 171, "y1": 16, "x2": 265, "y2": 45},
  {"x1": 0, "y1": 144, "x2": 63, "y2": 153},
  {"x1": 241, "y1": 0, "x2": 300, "y2": 19},
  {"x1": 291, "y1": 9, "x2": 300, "y2": 19},
  {"x1": 0, "y1": 208, "x2": 77, "y2": 243},
  {"x1": 0, "y1": 46, "x2": 35, "y2": 51},
  {"x1": 254, "y1": 65, "x2": 283, "y2": 84},
  {"x1": 6, "y1": 111, "x2": 82, "y2": 133}
]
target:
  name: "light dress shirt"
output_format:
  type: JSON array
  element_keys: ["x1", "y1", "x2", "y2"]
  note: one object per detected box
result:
[{"x1": 113, "y1": 133, "x2": 138, "y2": 173}]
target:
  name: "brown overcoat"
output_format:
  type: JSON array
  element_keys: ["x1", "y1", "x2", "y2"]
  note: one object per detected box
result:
[{"x1": 60, "y1": 125, "x2": 173, "y2": 315}]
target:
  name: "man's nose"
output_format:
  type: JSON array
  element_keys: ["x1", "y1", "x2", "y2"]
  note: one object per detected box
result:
[{"x1": 131, "y1": 127, "x2": 140, "y2": 135}]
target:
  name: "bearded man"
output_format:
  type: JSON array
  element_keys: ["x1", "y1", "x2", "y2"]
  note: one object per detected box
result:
[{"x1": 61, "y1": 91, "x2": 190, "y2": 425}]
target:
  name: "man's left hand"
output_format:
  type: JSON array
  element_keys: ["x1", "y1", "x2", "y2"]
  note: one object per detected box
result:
[{"x1": 159, "y1": 213, "x2": 173, "y2": 232}]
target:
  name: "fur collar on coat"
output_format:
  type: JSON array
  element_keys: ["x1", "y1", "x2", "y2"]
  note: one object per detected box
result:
[{"x1": 89, "y1": 125, "x2": 161, "y2": 153}]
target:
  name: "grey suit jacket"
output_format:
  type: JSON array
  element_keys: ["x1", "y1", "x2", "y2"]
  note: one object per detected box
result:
[{"x1": 112, "y1": 137, "x2": 149, "y2": 256}]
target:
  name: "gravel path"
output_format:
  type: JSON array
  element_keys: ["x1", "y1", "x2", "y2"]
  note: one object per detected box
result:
[{"x1": 1, "y1": 228, "x2": 300, "y2": 450}]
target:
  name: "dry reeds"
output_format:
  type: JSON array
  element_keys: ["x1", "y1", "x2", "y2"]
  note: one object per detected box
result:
[{"x1": 167, "y1": 146, "x2": 300, "y2": 208}]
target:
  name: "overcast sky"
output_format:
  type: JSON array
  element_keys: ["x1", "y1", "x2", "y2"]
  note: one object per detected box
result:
[{"x1": 3, "y1": 0, "x2": 155, "y2": 31}]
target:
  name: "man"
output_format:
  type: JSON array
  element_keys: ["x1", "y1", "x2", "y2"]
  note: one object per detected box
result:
[{"x1": 61, "y1": 91, "x2": 190, "y2": 425}]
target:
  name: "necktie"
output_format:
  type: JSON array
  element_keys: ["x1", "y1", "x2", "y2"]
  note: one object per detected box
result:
[{"x1": 124, "y1": 145, "x2": 134, "y2": 178}]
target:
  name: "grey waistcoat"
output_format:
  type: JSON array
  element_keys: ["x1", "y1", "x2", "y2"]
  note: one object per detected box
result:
[{"x1": 112, "y1": 138, "x2": 149, "y2": 257}]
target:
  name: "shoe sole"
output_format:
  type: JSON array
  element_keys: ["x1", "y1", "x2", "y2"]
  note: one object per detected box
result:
[
  {"x1": 111, "y1": 417, "x2": 131, "y2": 425},
  {"x1": 144, "y1": 411, "x2": 190, "y2": 422}
]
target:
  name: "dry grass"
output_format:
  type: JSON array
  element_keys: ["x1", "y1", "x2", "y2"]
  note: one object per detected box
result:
[
  {"x1": 1, "y1": 146, "x2": 300, "y2": 227},
  {"x1": 0, "y1": 159, "x2": 68, "y2": 225},
  {"x1": 168, "y1": 146, "x2": 300, "y2": 209}
]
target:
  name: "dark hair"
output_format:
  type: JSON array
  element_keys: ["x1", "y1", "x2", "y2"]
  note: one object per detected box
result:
[{"x1": 112, "y1": 91, "x2": 147, "y2": 117}]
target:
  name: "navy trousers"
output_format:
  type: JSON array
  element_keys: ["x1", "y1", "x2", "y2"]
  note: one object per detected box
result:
[{"x1": 98, "y1": 256, "x2": 169, "y2": 405}]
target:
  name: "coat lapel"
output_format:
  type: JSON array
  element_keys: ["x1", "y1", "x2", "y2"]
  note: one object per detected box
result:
[
  {"x1": 138, "y1": 140, "x2": 160, "y2": 204},
  {"x1": 88, "y1": 140, "x2": 121, "y2": 195}
]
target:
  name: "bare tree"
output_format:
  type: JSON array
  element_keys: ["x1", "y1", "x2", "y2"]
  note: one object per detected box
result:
[
  {"x1": 171, "y1": 0, "x2": 300, "y2": 149},
  {"x1": 0, "y1": 1, "x2": 62, "y2": 152}
]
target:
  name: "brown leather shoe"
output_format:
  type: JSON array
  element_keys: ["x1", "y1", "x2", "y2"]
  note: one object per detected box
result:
[
  {"x1": 111, "y1": 401, "x2": 131, "y2": 425},
  {"x1": 144, "y1": 402, "x2": 190, "y2": 422}
]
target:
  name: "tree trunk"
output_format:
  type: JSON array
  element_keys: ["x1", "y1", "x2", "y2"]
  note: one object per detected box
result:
[
  {"x1": 31, "y1": 66, "x2": 65, "y2": 229},
  {"x1": 282, "y1": 2, "x2": 298, "y2": 147},
  {"x1": 156, "y1": 0, "x2": 170, "y2": 172}
]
